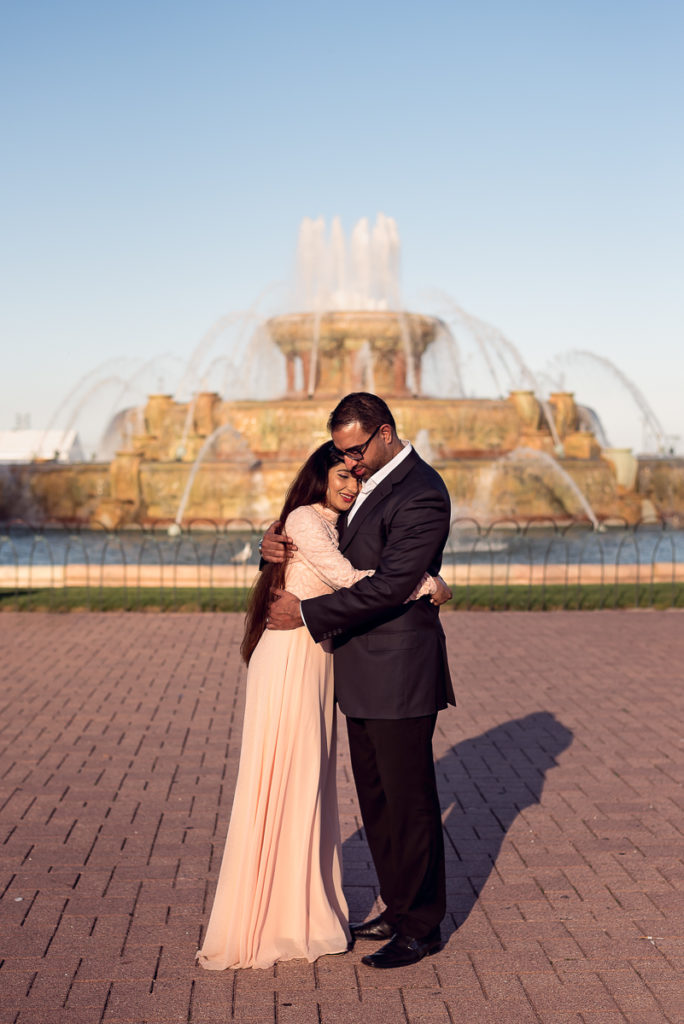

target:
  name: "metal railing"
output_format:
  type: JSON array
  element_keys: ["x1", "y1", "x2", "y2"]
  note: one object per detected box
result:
[
  {"x1": 1, "y1": 517, "x2": 683, "y2": 611},
  {"x1": 441, "y1": 517, "x2": 683, "y2": 610}
]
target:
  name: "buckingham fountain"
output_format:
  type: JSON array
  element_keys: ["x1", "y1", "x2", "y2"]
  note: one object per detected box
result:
[{"x1": 2, "y1": 215, "x2": 683, "y2": 528}]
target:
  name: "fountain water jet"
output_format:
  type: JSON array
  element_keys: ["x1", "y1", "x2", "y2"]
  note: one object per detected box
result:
[
  {"x1": 502, "y1": 448, "x2": 600, "y2": 529},
  {"x1": 307, "y1": 311, "x2": 322, "y2": 398},
  {"x1": 556, "y1": 350, "x2": 667, "y2": 453},
  {"x1": 170, "y1": 423, "x2": 259, "y2": 532},
  {"x1": 438, "y1": 297, "x2": 565, "y2": 451},
  {"x1": 40, "y1": 357, "x2": 132, "y2": 456},
  {"x1": 98, "y1": 354, "x2": 185, "y2": 454},
  {"x1": 57, "y1": 375, "x2": 129, "y2": 456},
  {"x1": 296, "y1": 213, "x2": 402, "y2": 312},
  {"x1": 175, "y1": 311, "x2": 252, "y2": 399}
]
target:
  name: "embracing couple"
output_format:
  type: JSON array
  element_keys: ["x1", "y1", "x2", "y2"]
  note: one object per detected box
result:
[{"x1": 197, "y1": 392, "x2": 455, "y2": 972}]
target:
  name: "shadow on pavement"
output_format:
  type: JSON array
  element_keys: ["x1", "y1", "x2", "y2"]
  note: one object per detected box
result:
[{"x1": 343, "y1": 710, "x2": 574, "y2": 935}]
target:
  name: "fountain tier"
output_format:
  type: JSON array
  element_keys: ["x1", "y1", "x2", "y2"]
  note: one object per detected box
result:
[
  {"x1": 4, "y1": 308, "x2": 683, "y2": 528},
  {"x1": 267, "y1": 311, "x2": 440, "y2": 398},
  {"x1": 5, "y1": 389, "x2": 667, "y2": 528}
]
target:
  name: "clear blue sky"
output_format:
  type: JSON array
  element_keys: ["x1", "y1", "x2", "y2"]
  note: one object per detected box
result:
[{"x1": 2, "y1": 0, "x2": 682, "y2": 453}]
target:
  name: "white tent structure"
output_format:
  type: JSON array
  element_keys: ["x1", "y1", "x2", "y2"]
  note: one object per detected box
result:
[{"x1": 0, "y1": 430, "x2": 85, "y2": 464}]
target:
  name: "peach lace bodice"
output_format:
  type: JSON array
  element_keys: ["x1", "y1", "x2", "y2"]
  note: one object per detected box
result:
[{"x1": 283, "y1": 503, "x2": 436, "y2": 602}]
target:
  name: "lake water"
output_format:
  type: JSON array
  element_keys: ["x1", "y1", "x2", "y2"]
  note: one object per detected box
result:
[{"x1": 2, "y1": 523, "x2": 683, "y2": 569}]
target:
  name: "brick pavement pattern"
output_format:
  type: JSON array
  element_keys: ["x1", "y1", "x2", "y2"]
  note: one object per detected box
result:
[{"x1": 0, "y1": 611, "x2": 682, "y2": 1024}]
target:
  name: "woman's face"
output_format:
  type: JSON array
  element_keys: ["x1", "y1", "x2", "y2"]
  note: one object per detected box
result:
[{"x1": 326, "y1": 463, "x2": 360, "y2": 512}]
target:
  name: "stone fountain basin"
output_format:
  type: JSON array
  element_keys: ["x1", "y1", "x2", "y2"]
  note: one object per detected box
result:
[{"x1": 266, "y1": 310, "x2": 441, "y2": 350}]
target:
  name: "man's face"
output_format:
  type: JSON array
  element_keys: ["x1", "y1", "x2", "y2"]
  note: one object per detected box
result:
[{"x1": 331, "y1": 421, "x2": 391, "y2": 482}]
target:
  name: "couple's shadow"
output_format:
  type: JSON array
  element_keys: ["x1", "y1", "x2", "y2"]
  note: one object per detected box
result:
[{"x1": 343, "y1": 710, "x2": 573, "y2": 934}]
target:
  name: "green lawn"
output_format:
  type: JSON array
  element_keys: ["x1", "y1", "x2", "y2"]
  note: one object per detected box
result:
[
  {"x1": 1, "y1": 583, "x2": 682, "y2": 612},
  {"x1": 0, "y1": 587, "x2": 253, "y2": 612},
  {"x1": 445, "y1": 582, "x2": 684, "y2": 610}
]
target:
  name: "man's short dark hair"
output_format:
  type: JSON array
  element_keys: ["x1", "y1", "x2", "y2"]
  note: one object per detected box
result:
[{"x1": 327, "y1": 392, "x2": 396, "y2": 434}]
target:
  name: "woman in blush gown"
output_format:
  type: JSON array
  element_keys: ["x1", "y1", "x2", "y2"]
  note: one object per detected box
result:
[{"x1": 196, "y1": 443, "x2": 449, "y2": 971}]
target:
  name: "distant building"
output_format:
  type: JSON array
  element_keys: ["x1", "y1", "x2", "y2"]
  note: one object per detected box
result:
[{"x1": 0, "y1": 429, "x2": 85, "y2": 464}]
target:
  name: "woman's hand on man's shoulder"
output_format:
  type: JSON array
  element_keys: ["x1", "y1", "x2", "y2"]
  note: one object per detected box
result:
[{"x1": 430, "y1": 575, "x2": 452, "y2": 606}]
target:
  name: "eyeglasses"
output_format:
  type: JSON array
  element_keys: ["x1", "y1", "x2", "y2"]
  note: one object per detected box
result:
[{"x1": 333, "y1": 424, "x2": 382, "y2": 461}]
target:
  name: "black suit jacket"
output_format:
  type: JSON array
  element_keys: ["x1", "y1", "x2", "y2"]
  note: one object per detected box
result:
[{"x1": 302, "y1": 449, "x2": 455, "y2": 719}]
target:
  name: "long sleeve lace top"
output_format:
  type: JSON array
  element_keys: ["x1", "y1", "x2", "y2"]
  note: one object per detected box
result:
[{"x1": 283, "y1": 503, "x2": 437, "y2": 603}]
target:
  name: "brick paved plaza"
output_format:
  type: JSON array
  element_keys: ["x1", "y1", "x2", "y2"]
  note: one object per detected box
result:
[{"x1": 0, "y1": 611, "x2": 682, "y2": 1024}]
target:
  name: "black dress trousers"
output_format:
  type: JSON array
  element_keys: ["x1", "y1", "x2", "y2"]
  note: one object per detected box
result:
[{"x1": 345, "y1": 713, "x2": 446, "y2": 938}]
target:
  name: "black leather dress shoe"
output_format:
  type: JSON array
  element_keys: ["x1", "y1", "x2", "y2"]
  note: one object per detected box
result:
[
  {"x1": 350, "y1": 914, "x2": 396, "y2": 941},
  {"x1": 361, "y1": 928, "x2": 442, "y2": 969}
]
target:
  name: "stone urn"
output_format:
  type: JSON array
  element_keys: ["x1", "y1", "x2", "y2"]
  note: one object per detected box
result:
[
  {"x1": 549, "y1": 392, "x2": 578, "y2": 440},
  {"x1": 193, "y1": 392, "x2": 220, "y2": 437},
  {"x1": 144, "y1": 394, "x2": 175, "y2": 437},
  {"x1": 508, "y1": 390, "x2": 541, "y2": 431},
  {"x1": 110, "y1": 450, "x2": 143, "y2": 505},
  {"x1": 602, "y1": 448, "x2": 638, "y2": 492}
]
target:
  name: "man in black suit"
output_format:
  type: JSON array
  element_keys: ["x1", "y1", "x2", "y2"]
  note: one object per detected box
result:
[{"x1": 263, "y1": 392, "x2": 454, "y2": 969}]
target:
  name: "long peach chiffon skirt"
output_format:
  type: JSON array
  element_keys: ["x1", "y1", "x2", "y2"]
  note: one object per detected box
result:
[{"x1": 196, "y1": 628, "x2": 350, "y2": 970}]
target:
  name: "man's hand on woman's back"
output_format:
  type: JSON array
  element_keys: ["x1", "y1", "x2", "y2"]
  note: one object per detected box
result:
[{"x1": 260, "y1": 521, "x2": 297, "y2": 564}]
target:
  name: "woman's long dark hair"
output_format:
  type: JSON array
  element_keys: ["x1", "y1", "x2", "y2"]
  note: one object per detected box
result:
[{"x1": 240, "y1": 442, "x2": 344, "y2": 664}]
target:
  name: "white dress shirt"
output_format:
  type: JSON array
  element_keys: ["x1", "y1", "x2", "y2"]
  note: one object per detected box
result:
[
  {"x1": 299, "y1": 440, "x2": 413, "y2": 626},
  {"x1": 346, "y1": 441, "x2": 413, "y2": 523}
]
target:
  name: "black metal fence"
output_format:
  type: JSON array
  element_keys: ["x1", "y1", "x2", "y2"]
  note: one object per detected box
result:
[{"x1": 1, "y1": 517, "x2": 683, "y2": 611}]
